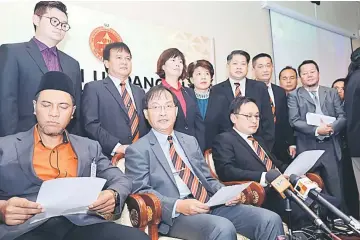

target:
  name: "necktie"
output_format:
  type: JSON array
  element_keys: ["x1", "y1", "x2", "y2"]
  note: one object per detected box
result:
[
  {"x1": 270, "y1": 97, "x2": 276, "y2": 123},
  {"x1": 310, "y1": 91, "x2": 323, "y2": 115},
  {"x1": 247, "y1": 136, "x2": 276, "y2": 171},
  {"x1": 120, "y1": 82, "x2": 140, "y2": 142},
  {"x1": 167, "y1": 136, "x2": 209, "y2": 203},
  {"x1": 234, "y1": 83, "x2": 242, "y2": 97}
]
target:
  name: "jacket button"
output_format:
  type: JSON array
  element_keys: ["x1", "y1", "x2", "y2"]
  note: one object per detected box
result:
[
  {"x1": 128, "y1": 136, "x2": 132, "y2": 139},
  {"x1": 185, "y1": 126, "x2": 189, "y2": 130}
]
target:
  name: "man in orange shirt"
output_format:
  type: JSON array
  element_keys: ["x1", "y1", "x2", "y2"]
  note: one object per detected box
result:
[{"x1": 0, "y1": 71, "x2": 149, "y2": 240}]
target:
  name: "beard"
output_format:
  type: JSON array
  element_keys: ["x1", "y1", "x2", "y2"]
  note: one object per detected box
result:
[{"x1": 38, "y1": 124, "x2": 65, "y2": 136}]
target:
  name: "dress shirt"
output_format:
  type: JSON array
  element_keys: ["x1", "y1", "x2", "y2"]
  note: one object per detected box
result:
[
  {"x1": 33, "y1": 37, "x2": 61, "y2": 71},
  {"x1": 229, "y1": 77, "x2": 246, "y2": 97},
  {"x1": 267, "y1": 83, "x2": 275, "y2": 107}
]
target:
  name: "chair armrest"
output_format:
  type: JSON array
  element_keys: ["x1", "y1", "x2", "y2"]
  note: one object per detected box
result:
[
  {"x1": 126, "y1": 194, "x2": 150, "y2": 230},
  {"x1": 222, "y1": 181, "x2": 265, "y2": 207},
  {"x1": 306, "y1": 173, "x2": 324, "y2": 189},
  {"x1": 138, "y1": 193, "x2": 162, "y2": 240}
]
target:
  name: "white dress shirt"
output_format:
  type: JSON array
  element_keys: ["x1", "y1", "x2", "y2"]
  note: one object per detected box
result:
[
  {"x1": 152, "y1": 129, "x2": 196, "y2": 218},
  {"x1": 229, "y1": 77, "x2": 246, "y2": 97},
  {"x1": 109, "y1": 74, "x2": 137, "y2": 155},
  {"x1": 267, "y1": 83, "x2": 275, "y2": 107},
  {"x1": 233, "y1": 127, "x2": 268, "y2": 187}
]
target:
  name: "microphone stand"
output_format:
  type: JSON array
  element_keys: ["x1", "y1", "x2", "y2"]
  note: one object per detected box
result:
[{"x1": 285, "y1": 198, "x2": 293, "y2": 240}]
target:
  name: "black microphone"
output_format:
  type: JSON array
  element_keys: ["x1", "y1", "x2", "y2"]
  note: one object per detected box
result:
[
  {"x1": 290, "y1": 174, "x2": 360, "y2": 234},
  {"x1": 265, "y1": 170, "x2": 332, "y2": 235}
]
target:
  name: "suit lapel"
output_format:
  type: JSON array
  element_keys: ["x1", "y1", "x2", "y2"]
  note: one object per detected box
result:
[
  {"x1": 130, "y1": 84, "x2": 142, "y2": 113},
  {"x1": 148, "y1": 131, "x2": 177, "y2": 187},
  {"x1": 318, "y1": 86, "x2": 327, "y2": 109},
  {"x1": 103, "y1": 77, "x2": 129, "y2": 117},
  {"x1": 298, "y1": 87, "x2": 316, "y2": 106},
  {"x1": 181, "y1": 88, "x2": 192, "y2": 122},
  {"x1": 231, "y1": 130, "x2": 266, "y2": 169},
  {"x1": 69, "y1": 135, "x2": 89, "y2": 177},
  {"x1": 58, "y1": 51, "x2": 69, "y2": 74},
  {"x1": 25, "y1": 39, "x2": 48, "y2": 74},
  {"x1": 222, "y1": 79, "x2": 234, "y2": 103},
  {"x1": 16, "y1": 127, "x2": 43, "y2": 186}
]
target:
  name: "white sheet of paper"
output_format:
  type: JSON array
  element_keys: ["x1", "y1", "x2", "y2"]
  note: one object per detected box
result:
[
  {"x1": 205, "y1": 182, "x2": 253, "y2": 207},
  {"x1": 30, "y1": 177, "x2": 106, "y2": 224},
  {"x1": 283, "y1": 150, "x2": 325, "y2": 176},
  {"x1": 306, "y1": 112, "x2": 336, "y2": 126}
]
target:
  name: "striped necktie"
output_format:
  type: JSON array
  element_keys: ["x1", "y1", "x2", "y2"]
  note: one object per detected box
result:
[
  {"x1": 234, "y1": 83, "x2": 242, "y2": 97},
  {"x1": 247, "y1": 136, "x2": 276, "y2": 171},
  {"x1": 120, "y1": 82, "x2": 140, "y2": 142},
  {"x1": 270, "y1": 97, "x2": 276, "y2": 123},
  {"x1": 167, "y1": 136, "x2": 209, "y2": 203}
]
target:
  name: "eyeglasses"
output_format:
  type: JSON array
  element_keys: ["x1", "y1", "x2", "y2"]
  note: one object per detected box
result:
[
  {"x1": 38, "y1": 15, "x2": 71, "y2": 32},
  {"x1": 234, "y1": 113, "x2": 260, "y2": 121},
  {"x1": 147, "y1": 105, "x2": 176, "y2": 112}
]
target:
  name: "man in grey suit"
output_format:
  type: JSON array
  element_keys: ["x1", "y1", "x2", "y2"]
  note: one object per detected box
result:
[
  {"x1": 0, "y1": 1, "x2": 82, "y2": 137},
  {"x1": 82, "y1": 42, "x2": 148, "y2": 161},
  {"x1": 288, "y1": 60, "x2": 346, "y2": 203},
  {"x1": 0, "y1": 71, "x2": 149, "y2": 240},
  {"x1": 125, "y1": 85, "x2": 284, "y2": 240}
]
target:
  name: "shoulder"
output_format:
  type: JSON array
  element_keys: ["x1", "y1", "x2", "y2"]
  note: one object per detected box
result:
[
  {"x1": 130, "y1": 83, "x2": 145, "y2": 94},
  {"x1": 272, "y1": 84, "x2": 286, "y2": 96},
  {"x1": 212, "y1": 79, "x2": 229, "y2": 88},
  {"x1": 214, "y1": 131, "x2": 233, "y2": 144},
  {"x1": 0, "y1": 42, "x2": 27, "y2": 55},
  {"x1": 248, "y1": 78, "x2": 267, "y2": 89},
  {"x1": 0, "y1": 131, "x2": 25, "y2": 145},
  {"x1": 69, "y1": 134, "x2": 99, "y2": 146},
  {"x1": 58, "y1": 50, "x2": 79, "y2": 65}
]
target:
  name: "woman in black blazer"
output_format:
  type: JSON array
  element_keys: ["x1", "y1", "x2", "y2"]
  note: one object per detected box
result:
[{"x1": 155, "y1": 48, "x2": 205, "y2": 151}]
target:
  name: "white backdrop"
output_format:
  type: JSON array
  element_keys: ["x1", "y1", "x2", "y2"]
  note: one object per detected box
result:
[
  {"x1": 270, "y1": 11, "x2": 352, "y2": 87},
  {"x1": 0, "y1": 2, "x2": 215, "y2": 90}
]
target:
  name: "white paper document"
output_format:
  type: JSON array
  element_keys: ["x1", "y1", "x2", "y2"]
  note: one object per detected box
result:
[
  {"x1": 283, "y1": 150, "x2": 325, "y2": 177},
  {"x1": 205, "y1": 182, "x2": 253, "y2": 207},
  {"x1": 306, "y1": 112, "x2": 336, "y2": 126},
  {"x1": 30, "y1": 177, "x2": 106, "y2": 224}
]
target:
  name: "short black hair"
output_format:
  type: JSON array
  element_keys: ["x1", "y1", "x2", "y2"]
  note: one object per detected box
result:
[
  {"x1": 143, "y1": 85, "x2": 179, "y2": 110},
  {"x1": 332, "y1": 78, "x2": 345, "y2": 88},
  {"x1": 279, "y1": 66, "x2": 298, "y2": 79},
  {"x1": 252, "y1": 53, "x2": 272, "y2": 67},
  {"x1": 229, "y1": 96, "x2": 257, "y2": 115},
  {"x1": 33, "y1": 1, "x2": 68, "y2": 31},
  {"x1": 103, "y1": 42, "x2": 132, "y2": 73},
  {"x1": 298, "y1": 60, "x2": 319, "y2": 75},
  {"x1": 227, "y1": 50, "x2": 250, "y2": 64}
]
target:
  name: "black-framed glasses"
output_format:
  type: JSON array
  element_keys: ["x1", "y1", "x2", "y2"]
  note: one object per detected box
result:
[
  {"x1": 234, "y1": 113, "x2": 260, "y2": 121},
  {"x1": 38, "y1": 15, "x2": 71, "y2": 32}
]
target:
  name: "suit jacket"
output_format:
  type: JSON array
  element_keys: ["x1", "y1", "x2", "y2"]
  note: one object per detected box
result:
[
  {"x1": 288, "y1": 86, "x2": 346, "y2": 160},
  {"x1": 0, "y1": 127, "x2": 131, "y2": 240},
  {"x1": 271, "y1": 84, "x2": 295, "y2": 163},
  {"x1": 124, "y1": 130, "x2": 223, "y2": 234},
  {"x1": 0, "y1": 39, "x2": 82, "y2": 137},
  {"x1": 212, "y1": 129, "x2": 287, "y2": 183},
  {"x1": 345, "y1": 69, "x2": 360, "y2": 157},
  {"x1": 81, "y1": 77, "x2": 149, "y2": 156},
  {"x1": 203, "y1": 90, "x2": 228, "y2": 149},
  {"x1": 160, "y1": 84, "x2": 205, "y2": 152},
  {"x1": 210, "y1": 79, "x2": 275, "y2": 150}
]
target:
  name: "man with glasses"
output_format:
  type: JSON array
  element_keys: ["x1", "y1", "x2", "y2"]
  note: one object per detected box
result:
[
  {"x1": 125, "y1": 85, "x2": 284, "y2": 240},
  {"x1": 0, "y1": 1, "x2": 82, "y2": 137}
]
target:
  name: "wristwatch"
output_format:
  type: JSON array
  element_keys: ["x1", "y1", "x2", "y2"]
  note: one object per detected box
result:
[{"x1": 109, "y1": 189, "x2": 119, "y2": 206}]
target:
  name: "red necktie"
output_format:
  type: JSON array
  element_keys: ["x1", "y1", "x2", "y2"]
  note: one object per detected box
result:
[
  {"x1": 120, "y1": 82, "x2": 140, "y2": 142},
  {"x1": 247, "y1": 136, "x2": 276, "y2": 171},
  {"x1": 168, "y1": 136, "x2": 209, "y2": 203}
]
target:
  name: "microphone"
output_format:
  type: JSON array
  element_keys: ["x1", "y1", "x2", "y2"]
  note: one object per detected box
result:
[
  {"x1": 290, "y1": 174, "x2": 360, "y2": 235},
  {"x1": 290, "y1": 174, "x2": 321, "y2": 206},
  {"x1": 265, "y1": 170, "x2": 332, "y2": 235}
]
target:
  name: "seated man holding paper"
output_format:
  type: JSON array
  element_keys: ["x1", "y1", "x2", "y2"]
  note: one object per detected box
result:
[
  {"x1": 212, "y1": 96, "x2": 336, "y2": 228},
  {"x1": 0, "y1": 72, "x2": 149, "y2": 240},
  {"x1": 288, "y1": 60, "x2": 346, "y2": 204},
  {"x1": 125, "y1": 85, "x2": 284, "y2": 240}
]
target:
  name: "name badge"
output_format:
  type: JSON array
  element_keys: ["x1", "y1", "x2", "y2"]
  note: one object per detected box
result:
[{"x1": 91, "y1": 158, "x2": 97, "y2": 177}]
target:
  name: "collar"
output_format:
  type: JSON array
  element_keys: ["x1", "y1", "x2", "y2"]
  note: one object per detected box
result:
[
  {"x1": 304, "y1": 85, "x2": 319, "y2": 93},
  {"x1": 109, "y1": 74, "x2": 129, "y2": 87},
  {"x1": 229, "y1": 77, "x2": 246, "y2": 86},
  {"x1": 34, "y1": 124, "x2": 69, "y2": 145},
  {"x1": 32, "y1": 37, "x2": 57, "y2": 55},
  {"x1": 162, "y1": 79, "x2": 182, "y2": 91},
  {"x1": 233, "y1": 127, "x2": 251, "y2": 141},
  {"x1": 152, "y1": 128, "x2": 175, "y2": 146}
]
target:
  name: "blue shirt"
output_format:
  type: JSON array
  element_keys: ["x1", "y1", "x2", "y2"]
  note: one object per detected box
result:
[{"x1": 196, "y1": 98, "x2": 209, "y2": 120}]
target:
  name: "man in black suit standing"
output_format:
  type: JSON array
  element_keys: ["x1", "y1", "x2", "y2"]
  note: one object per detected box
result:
[
  {"x1": 211, "y1": 50, "x2": 275, "y2": 149},
  {"x1": 252, "y1": 53, "x2": 296, "y2": 164},
  {"x1": 0, "y1": 1, "x2": 82, "y2": 137},
  {"x1": 81, "y1": 42, "x2": 149, "y2": 161}
]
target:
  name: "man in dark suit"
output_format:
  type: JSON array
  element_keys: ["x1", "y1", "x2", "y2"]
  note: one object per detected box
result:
[
  {"x1": 0, "y1": 71, "x2": 149, "y2": 240},
  {"x1": 211, "y1": 50, "x2": 275, "y2": 150},
  {"x1": 0, "y1": 1, "x2": 82, "y2": 137},
  {"x1": 125, "y1": 85, "x2": 284, "y2": 240},
  {"x1": 81, "y1": 42, "x2": 149, "y2": 160},
  {"x1": 252, "y1": 53, "x2": 296, "y2": 164}
]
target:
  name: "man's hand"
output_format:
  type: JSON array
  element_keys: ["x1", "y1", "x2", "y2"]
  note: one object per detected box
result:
[
  {"x1": 288, "y1": 146, "x2": 296, "y2": 158},
  {"x1": 317, "y1": 124, "x2": 333, "y2": 136},
  {"x1": 176, "y1": 199, "x2": 209, "y2": 216},
  {"x1": 116, "y1": 145, "x2": 129, "y2": 155},
  {"x1": 89, "y1": 190, "x2": 116, "y2": 215},
  {"x1": 0, "y1": 197, "x2": 42, "y2": 225},
  {"x1": 225, "y1": 193, "x2": 243, "y2": 206}
]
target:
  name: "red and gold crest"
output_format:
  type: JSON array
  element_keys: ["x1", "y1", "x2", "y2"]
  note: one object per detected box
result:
[{"x1": 89, "y1": 26, "x2": 123, "y2": 61}]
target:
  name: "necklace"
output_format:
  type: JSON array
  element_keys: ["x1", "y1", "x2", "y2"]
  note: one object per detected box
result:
[{"x1": 194, "y1": 89, "x2": 210, "y2": 99}]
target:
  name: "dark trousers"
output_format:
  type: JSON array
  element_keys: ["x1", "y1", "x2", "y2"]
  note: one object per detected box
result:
[{"x1": 15, "y1": 217, "x2": 149, "y2": 240}]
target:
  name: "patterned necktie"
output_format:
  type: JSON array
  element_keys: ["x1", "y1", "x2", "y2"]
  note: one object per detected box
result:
[
  {"x1": 270, "y1": 97, "x2": 276, "y2": 123},
  {"x1": 234, "y1": 83, "x2": 242, "y2": 97},
  {"x1": 247, "y1": 136, "x2": 276, "y2": 171},
  {"x1": 310, "y1": 91, "x2": 323, "y2": 114},
  {"x1": 167, "y1": 136, "x2": 209, "y2": 203},
  {"x1": 120, "y1": 82, "x2": 140, "y2": 142}
]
